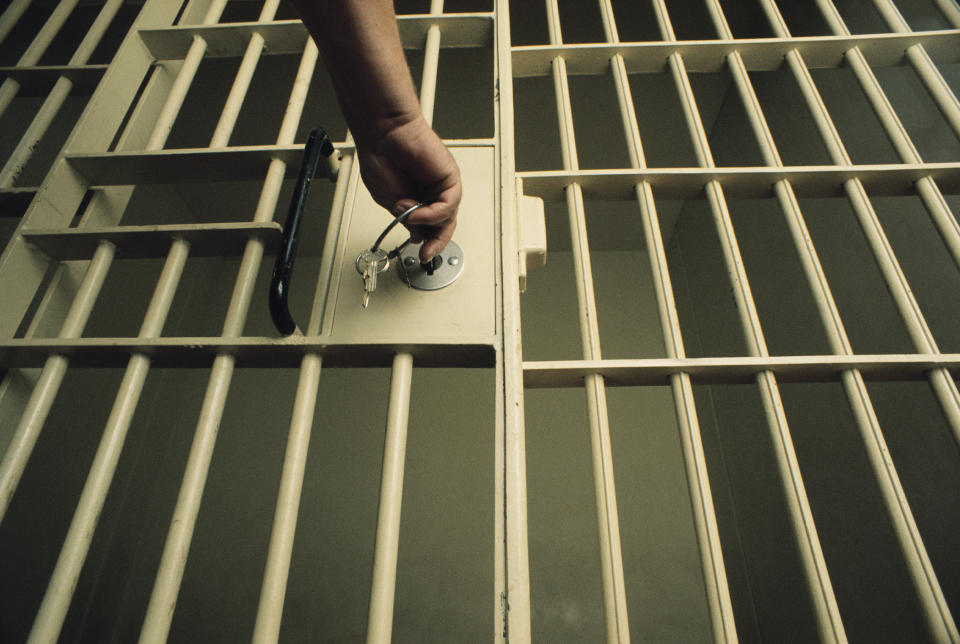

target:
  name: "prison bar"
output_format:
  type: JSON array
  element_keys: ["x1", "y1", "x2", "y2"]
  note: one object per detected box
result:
[
  {"x1": 809, "y1": 1, "x2": 960, "y2": 639},
  {"x1": 362, "y1": 2, "x2": 444, "y2": 639},
  {"x1": 0, "y1": 241, "x2": 114, "y2": 521},
  {"x1": 366, "y1": 352, "x2": 415, "y2": 644},
  {"x1": 23, "y1": 1, "x2": 246, "y2": 640},
  {"x1": 511, "y1": 31, "x2": 960, "y2": 78},
  {"x1": 674, "y1": 0, "x2": 955, "y2": 640},
  {"x1": 495, "y1": 1, "x2": 533, "y2": 639},
  {"x1": 543, "y1": 2, "x2": 632, "y2": 641},
  {"x1": 137, "y1": 14, "x2": 493, "y2": 61},
  {"x1": 0, "y1": 0, "x2": 33, "y2": 48},
  {"x1": 252, "y1": 124, "x2": 355, "y2": 644},
  {"x1": 812, "y1": 0, "x2": 960, "y2": 456},
  {"x1": 871, "y1": 0, "x2": 960, "y2": 139},
  {"x1": 0, "y1": 0, "x2": 126, "y2": 189},
  {"x1": 139, "y1": 37, "x2": 319, "y2": 644},
  {"x1": 0, "y1": 0, "x2": 231, "y2": 528},
  {"x1": 585, "y1": 1, "x2": 743, "y2": 642},
  {"x1": 0, "y1": 0, "x2": 79, "y2": 119},
  {"x1": 707, "y1": 1, "x2": 856, "y2": 640}
]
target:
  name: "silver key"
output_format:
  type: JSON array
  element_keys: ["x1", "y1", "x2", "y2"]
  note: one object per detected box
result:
[{"x1": 356, "y1": 247, "x2": 390, "y2": 308}]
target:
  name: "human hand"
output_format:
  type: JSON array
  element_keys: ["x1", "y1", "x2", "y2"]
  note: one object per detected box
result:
[{"x1": 355, "y1": 115, "x2": 461, "y2": 262}]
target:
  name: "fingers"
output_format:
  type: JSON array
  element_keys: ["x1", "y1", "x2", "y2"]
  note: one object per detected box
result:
[
  {"x1": 417, "y1": 218, "x2": 457, "y2": 263},
  {"x1": 392, "y1": 182, "x2": 461, "y2": 261}
]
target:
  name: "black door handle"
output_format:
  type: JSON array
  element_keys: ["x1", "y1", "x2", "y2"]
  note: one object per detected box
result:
[{"x1": 269, "y1": 128, "x2": 337, "y2": 335}]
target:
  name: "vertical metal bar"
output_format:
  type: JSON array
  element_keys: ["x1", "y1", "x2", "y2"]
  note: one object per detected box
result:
[
  {"x1": 495, "y1": 1, "x2": 532, "y2": 640},
  {"x1": 932, "y1": 0, "x2": 960, "y2": 26},
  {"x1": 0, "y1": 0, "x2": 81, "y2": 119},
  {"x1": 0, "y1": 0, "x2": 230, "y2": 527},
  {"x1": 0, "y1": 0, "x2": 32, "y2": 48},
  {"x1": 869, "y1": 0, "x2": 960, "y2": 137},
  {"x1": 754, "y1": 3, "x2": 960, "y2": 641},
  {"x1": 366, "y1": 352, "x2": 414, "y2": 644},
  {"x1": 817, "y1": 0, "x2": 960, "y2": 450},
  {"x1": 603, "y1": 3, "x2": 740, "y2": 641},
  {"x1": 419, "y1": 0, "x2": 444, "y2": 127},
  {"x1": 209, "y1": 0, "x2": 281, "y2": 148},
  {"x1": 138, "y1": 38, "x2": 319, "y2": 644},
  {"x1": 251, "y1": 145, "x2": 353, "y2": 644},
  {"x1": 694, "y1": 3, "x2": 849, "y2": 641},
  {"x1": 596, "y1": 1, "x2": 740, "y2": 640},
  {"x1": 250, "y1": 354, "x2": 321, "y2": 643},
  {"x1": 0, "y1": 242, "x2": 114, "y2": 521},
  {"x1": 544, "y1": 3, "x2": 630, "y2": 642},
  {"x1": 27, "y1": 242, "x2": 189, "y2": 644},
  {"x1": 0, "y1": 0, "x2": 127, "y2": 189},
  {"x1": 26, "y1": 0, "x2": 283, "y2": 638}
]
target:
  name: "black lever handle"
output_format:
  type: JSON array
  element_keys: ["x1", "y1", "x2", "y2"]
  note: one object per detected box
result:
[{"x1": 269, "y1": 128, "x2": 337, "y2": 335}]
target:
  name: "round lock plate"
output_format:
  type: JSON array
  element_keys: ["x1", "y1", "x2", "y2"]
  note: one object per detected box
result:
[{"x1": 398, "y1": 240, "x2": 465, "y2": 290}]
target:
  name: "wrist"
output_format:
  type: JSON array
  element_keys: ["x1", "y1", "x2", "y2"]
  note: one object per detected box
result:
[{"x1": 352, "y1": 109, "x2": 426, "y2": 150}]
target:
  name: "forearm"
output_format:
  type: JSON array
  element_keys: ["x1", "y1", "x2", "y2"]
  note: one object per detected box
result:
[{"x1": 289, "y1": 0, "x2": 421, "y2": 145}]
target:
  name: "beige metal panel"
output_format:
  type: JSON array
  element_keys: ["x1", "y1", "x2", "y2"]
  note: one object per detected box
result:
[
  {"x1": 139, "y1": 15, "x2": 493, "y2": 60},
  {"x1": 516, "y1": 164, "x2": 960, "y2": 201},
  {"x1": 323, "y1": 146, "x2": 496, "y2": 341},
  {"x1": 21, "y1": 222, "x2": 282, "y2": 260},
  {"x1": 511, "y1": 32, "x2": 960, "y2": 77},
  {"x1": 523, "y1": 355, "x2": 960, "y2": 387}
]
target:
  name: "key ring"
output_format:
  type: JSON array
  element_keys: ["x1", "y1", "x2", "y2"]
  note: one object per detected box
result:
[{"x1": 371, "y1": 202, "x2": 427, "y2": 254}]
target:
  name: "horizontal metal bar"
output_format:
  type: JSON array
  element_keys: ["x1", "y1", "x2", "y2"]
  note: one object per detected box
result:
[
  {"x1": 139, "y1": 14, "x2": 493, "y2": 60},
  {"x1": 523, "y1": 355, "x2": 960, "y2": 387},
  {"x1": 0, "y1": 337, "x2": 496, "y2": 368},
  {"x1": 0, "y1": 64, "x2": 107, "y2": 93},
  {"x1": 512, "y1": 30, "x2": 960, "y2": 76},
  {"x1": 65, "y1": 141, "x2": 493, "y2": 185},
  {"x1": 518, "y1": 164, "x2": 960, "y2": 201},
  {"x1": 21, "y1": 222, "x2": 282, "y2": 260}
]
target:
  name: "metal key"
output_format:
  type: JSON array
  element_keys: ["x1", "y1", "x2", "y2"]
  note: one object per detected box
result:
[{"x1": 356, "y1": 247, "x2": 390, "y2": 308}]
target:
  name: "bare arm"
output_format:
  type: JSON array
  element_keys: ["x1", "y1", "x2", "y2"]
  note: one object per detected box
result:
[{"x1": 290, "y1": 0, "x2": 461, "y2": 262}]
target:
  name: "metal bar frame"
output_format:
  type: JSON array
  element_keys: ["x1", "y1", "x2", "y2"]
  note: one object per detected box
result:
[{"x1": 0, "y1": 0, "x2": 958, "y2": 642}]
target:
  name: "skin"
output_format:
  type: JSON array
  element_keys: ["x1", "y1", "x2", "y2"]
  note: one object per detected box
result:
[{"x1": 289, "y1": 0, "x2": 462, "y2": 262}]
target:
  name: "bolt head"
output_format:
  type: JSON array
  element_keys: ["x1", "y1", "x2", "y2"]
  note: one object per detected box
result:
[
  {"x1": 448, "y1": 256, "x2": 460, "y2": 266},
  {"x1": 403, "y1": 256, "x2": 417, "y2": 267}
]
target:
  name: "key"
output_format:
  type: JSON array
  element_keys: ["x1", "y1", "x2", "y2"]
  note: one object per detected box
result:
[
  {"x1": 421, "y1": 254, "x2": 443, "y2": 276},
  {"x1": 356, "y1": 247, "x2": 390, "y2": 308}
]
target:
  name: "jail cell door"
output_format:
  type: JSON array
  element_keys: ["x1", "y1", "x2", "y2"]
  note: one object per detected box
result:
[
  {"x1": 1, "y1": 0, "x2": 512, "y2": 642},
  {"x1": 3, "y1": 0, "x2": 960, "y2": 643}
]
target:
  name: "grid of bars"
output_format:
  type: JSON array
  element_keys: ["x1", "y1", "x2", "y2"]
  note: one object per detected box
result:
[
  {"x1": 513, "y1": 0, "x2": 960, "y2": 642},
  {"x1": 0, "y1": 0, "x2": 501, "y2": 642},
  {"x1": 0, "y1": 0, "x2": 140, "y2": 238},
  {"x1": 0, "y1": 0, "x2": 958, "y2": 642}
]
